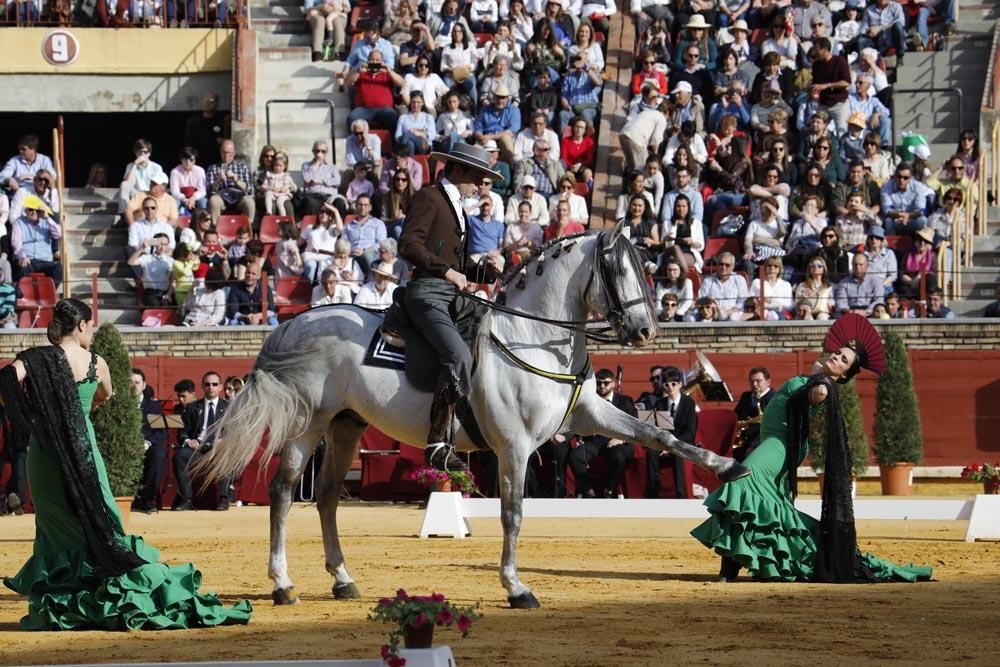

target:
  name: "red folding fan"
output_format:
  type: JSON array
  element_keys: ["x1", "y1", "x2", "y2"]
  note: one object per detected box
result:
[{"x1": 824, "y1": 313, "x2": 886, "y2": 376}]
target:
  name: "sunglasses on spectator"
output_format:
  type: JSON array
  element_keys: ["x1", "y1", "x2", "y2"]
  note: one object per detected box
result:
[
  {"x1": 686, "y1": 53, "x2": 699, "y2": 59},
  {"x1": 204, "y1": 382, "x2": 220, "y2": 387},
  {"x1": 314, "y1": 149, "x2": 327, "y2": 154},
  {"x1": 822, "y1": 233, "x2": 837, "y2": 239},
  {"x1": 354, "y1": 131, "x2": 365, "y2": 136},
  {"x1": 663, "y1": 301, "x2": 678, "y2": 307},
  {"x1": 816, "y1": 145, "x2": 830, "y2": 150},
  {"x1": 719, "y1": 262, "x2": 734, "y2": 267},
  {"x1": 417, "y1": 62, "x2": 430, "y2": 67},
  {"x1": 944, "y1": 196, "x2": 960, "y2": 202},
  {"x1": 810, "y1": 263, "x2": 825, "y2": 268},
  {"x1": 962, "y1": 135, "x2": 975, "y2": 141},
  {"x1": 394, "y1": 176, "x2": 408, "y2": 181},
  {"x1": 949, "y1": 164, "x2": 964, "y2": 170},
  {"x1": 560, "y1": 184, "x2": 573, "y2": 190},
  {"x1": 897, "y1": 174, "x2": 912, "y2": 181},
  {"x1": 596, "y1": 380, "x2": 614, "y2": 386},
  {"x1": 137, "y1": 149, "x2": 150, "y2": 155},
  {"x1": 644, "y1": 59, "x2": 655, "y2": 65}
]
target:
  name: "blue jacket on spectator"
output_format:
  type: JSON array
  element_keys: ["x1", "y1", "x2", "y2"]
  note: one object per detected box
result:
[{"x1": 474, "y1": 104, "x2": 522, "y2": 136}]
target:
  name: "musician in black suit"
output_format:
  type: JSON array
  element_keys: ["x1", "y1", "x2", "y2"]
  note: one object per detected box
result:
[
  {"x1": 568, "y1": 369, "x2": 638, "y2": 497},
  {"x1": 645, "y1": 366, "x2": 698, "y2": 498},
  {"x1": 131, "y1": 368, "x2": 168, "y2": 513},
  {"x1": 732, "y1": 366, "x2": 775, "y2": 462},
  {"x1": 172, "y1": 371, "x2": 231, "y2": 511},
  {"x1": 635, "y1": 364, "x2": 666, "y2": 411}
]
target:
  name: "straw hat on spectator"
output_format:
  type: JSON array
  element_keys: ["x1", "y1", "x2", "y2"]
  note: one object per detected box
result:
[
  {"x1": 915, "y1": 227, "x2": 935, "y2": 244},
  {"x1": 847, "y1": 111, "x2": 867, "y2": 128},
  {"x1": 731, "y1": 19, "x2": 750, "y2": 33},
  {"x1": 373, "y1": 262, "x2": 400, "y2": 282},
  {"x1": 685, "y1": 14, "x2": 711, "y2": 30}
]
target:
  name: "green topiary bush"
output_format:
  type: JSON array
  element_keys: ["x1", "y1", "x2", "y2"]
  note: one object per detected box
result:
[
  {"x1": 872, "y1": 331, "x2": 923, "y2": 466},
  {"x1": 90, "y1": 323, "x2": 145, "y2": 497},
  {"x1": 808, "y1": 380, "x2": 870, "y2": 477}
]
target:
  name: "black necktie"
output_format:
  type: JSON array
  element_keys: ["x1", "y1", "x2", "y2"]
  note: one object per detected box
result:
[
  {"x1": 670, "y1": 401, "x2": 677, "y2": 418},
  {"x1": 207, "y1": 402, "x2": 217, "y2": 427}
]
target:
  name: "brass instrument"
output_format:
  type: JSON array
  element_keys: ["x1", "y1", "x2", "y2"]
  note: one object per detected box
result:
[
  {"x1": 733, "y1": 407, "x2": 763, "y2": 452},
  {"x1": 682, "y1": 351, "x2": 733, "y2": 402}
]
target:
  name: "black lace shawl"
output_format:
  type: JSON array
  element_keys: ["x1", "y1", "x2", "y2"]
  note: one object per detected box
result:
[
  {"x1": 0, "y1": 346, "x2": 146, "y2": 577},
  {"x1": 786, "y1": 375, "x2": 876, "y2": 584}
]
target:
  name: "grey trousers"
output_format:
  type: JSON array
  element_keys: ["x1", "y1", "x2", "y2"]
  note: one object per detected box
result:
[{"x1": 404, "y1": 277, "x2": 471, "y2": 398}]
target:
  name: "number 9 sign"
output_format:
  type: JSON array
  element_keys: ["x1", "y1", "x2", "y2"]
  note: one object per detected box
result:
[{"x1": 42, "y1": 30, "x2": 80, "y2": 67}]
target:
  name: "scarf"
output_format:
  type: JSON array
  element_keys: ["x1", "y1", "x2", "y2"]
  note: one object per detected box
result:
[{"x1": 0, "y1": 346, "x2": 146, "y2": 577}]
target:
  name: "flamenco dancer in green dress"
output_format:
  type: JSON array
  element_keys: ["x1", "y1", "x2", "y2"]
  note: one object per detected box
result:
[
  {"x1": 692, "y1": 314, "x2": 932, "y2": 583},
  {"x1": 1, "y1": 299, "x2": 252, "y2": 630}
]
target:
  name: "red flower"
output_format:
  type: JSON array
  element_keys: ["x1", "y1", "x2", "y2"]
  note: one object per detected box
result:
[
  {"x1": 387, "y1": 657, "x2": 407, "y2": 667},
  {"x1": 413, "y1": 613, "x2": 428, "y2": 628},
  {"x1": 395, "y1": 588, "x2": 409, "y2": 601},
  {"x1": 380, "y1": 645, "x2": 391, "y2": 659},
  {"x1": 456, "y1": 614, "x2": 473, "y2": 635},
  {"x1": 431, "y1": 592, "x2": 446, "y2": 603},
  {"x1": 436, "y1": 608, "x2": 454, "y2": 626}
]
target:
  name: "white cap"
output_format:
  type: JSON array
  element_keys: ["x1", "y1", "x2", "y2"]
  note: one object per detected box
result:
[
  {"x1": 671, "y1": 81, "x2": 693, "y2": 95},
  {"x1": 151, "y1": 173, "x2": 169, "y2": 185},
  {"x1": 521, "y1": 175, "x2": 537, "y2": 188}
]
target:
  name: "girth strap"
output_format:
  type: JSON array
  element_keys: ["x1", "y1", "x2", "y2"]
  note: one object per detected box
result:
[{"x1": 489, "y1": 332, "x2": 591, "y2": 433}]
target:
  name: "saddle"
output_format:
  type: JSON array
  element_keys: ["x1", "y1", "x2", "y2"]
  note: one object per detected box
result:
[{"x1": 367, "y1": 286, "x2": 490, "y2": 450}]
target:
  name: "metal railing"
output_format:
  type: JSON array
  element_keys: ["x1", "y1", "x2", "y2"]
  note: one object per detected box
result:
[
  {"x1": 0, "y1": 0, "x2": 247, "y2": 28},
  {"x1": 52, "y1": 115, "x2": 70, "y2": 299},
  {"x1": 265, "y1": 99, "x2": 338, "y2": 164}
]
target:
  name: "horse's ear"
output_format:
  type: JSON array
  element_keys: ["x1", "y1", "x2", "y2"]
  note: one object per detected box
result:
[{"x1": 603, "y1": 219, "x2": 626, "y2": 251}]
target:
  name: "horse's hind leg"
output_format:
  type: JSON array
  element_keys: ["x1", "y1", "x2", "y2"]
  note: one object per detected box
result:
[
  {"x1": 269, "y1": 429, "x2": 321, "y2": 605},
  {"x1": 497, "y1": 442, "x2": 541, "y2": 609},
  {"x1": 316, "y1": 410, "x2": 367, "y2": 600}
]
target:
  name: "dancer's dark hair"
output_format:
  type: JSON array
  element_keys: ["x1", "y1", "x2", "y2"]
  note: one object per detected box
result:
[{"x1": 47, "y1": 298, "x2": 93, "y2": 344}]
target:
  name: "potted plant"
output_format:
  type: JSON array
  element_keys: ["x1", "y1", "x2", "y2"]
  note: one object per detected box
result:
[
  {"x1": 872, "y1": 331, "x2": 923, "y2": 496},
  {"x1": 369, "y1": 589, "x2": 480, "y2": 666},
  {"x1": 90, "y1": 323, "x2": 145, "y2": 527},
  {"x1": 810, "y1": 380, "x2": 870, "y2": 497},
  {"x1": 446, "y1": 469, "x2": 477, "y2": 497},
  {"x1": 960, "y1": 463, "x2": 1000, "y2": 495},
  {"x1": 410, "y1": 467, "x2": 451, "y2": 492}
]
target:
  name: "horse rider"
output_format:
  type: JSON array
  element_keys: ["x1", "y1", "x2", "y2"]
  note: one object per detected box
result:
[{"x1": 398, "y1": 143, "x2": 503, "y2": 471}]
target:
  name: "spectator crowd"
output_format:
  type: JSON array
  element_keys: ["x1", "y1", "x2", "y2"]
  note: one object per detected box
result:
[{"x1": 3, "y1": 0, "x2": 993, "y2": 329}]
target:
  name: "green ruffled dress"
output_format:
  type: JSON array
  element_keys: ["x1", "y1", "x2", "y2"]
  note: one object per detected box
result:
[
  {"x1": 691, "y1": 375, "x2": 932, "y2": 582},
  {"x1": 3, "y1": 363, "x2": 252, "y2": 630}
]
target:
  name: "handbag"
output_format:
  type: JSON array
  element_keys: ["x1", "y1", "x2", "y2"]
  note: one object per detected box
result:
[{"x1": 716, "y1": 214, "x2": 745, "y2": 238}]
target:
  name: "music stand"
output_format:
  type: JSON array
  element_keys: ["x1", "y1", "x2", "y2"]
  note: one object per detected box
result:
[
  {"x1": 697, "y1": 381, "x2": 734, "y2": 403},
  {"x1": 148, "y1": 413, "x2": 183, "y2": 429}
]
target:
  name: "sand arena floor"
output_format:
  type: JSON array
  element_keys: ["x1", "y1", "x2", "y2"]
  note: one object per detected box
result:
[{"x1": 1, "y1": 500, "x2": 997, "y2": 666}]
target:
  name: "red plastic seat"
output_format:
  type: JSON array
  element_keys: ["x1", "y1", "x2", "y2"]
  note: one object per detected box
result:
[
  {"x1": 274, "y1": 276, "x2": 312, "y2": 305},
  {"x1": 473, "y1": 32, "x2": 491, "y2": 48},
  {"x1": 410, "y1": 154, "x2": 431, "y2": 185},
  {"x1": 685, "y1": 266, "x2": 701, "y2": 295},
  {"x1": 885, "y1": 235, "x2": 912, "y2": 255},
  {"x1": 215, "y1": 214, "x2": 250, "y2": 244},
  {"x1": 259, "y1": 215, "x2": 294, "y2": 244},
  {"x1": 176, "y1": 215, "x2": 191, "y2": 229},
  {"x1": 141, "y1": 308, "x2": 179, "y2": 326},
  {"x1": 299, "y1": 214, "x2": 318, "y2": 234},
  {"x1": 370, "y1": 128, "x2": 392, "y2": 156},
  {"x1": 18, "y1": 308, "x2": 51, "y2": 329},
  {"x1": 703, "y1": 237, "x2": 740, "y2": 265},
  {"x1": 574, "y1": 182, "x2": 590, "y2": 197}
]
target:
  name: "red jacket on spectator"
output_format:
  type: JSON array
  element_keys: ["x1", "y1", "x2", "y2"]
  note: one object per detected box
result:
[
  {"x1": 354, "y1": 70, "x2": 395, "y2": 109},
  {"x1": 631, "y1": 70, "x2": 668, "y2": 97},
  {"x1": 561, "y1": 135, "x2": 596, "y2": 170}
]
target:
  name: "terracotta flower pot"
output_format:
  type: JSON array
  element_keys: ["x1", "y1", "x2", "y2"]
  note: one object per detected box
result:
[
  {"x1": 879, "y1": 463, "x2": 913, "y2": 496},
  {"x1": 983, "y1": 479, "x2": 1000, "y2": 495},
  {"x1": 434, "y1": 479, "x2": 452, "y2": 493},
  {"x1": 403, "y1": 622, "x2": 434, "y2": 649}
]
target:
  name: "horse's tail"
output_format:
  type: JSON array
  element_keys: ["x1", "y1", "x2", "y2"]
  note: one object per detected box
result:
[{"x1": 195, "y1": 327, "x2": 315, "y2": 482}]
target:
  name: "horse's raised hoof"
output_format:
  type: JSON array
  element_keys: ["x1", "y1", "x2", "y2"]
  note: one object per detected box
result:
[
  {"x1": 272, "y1": 587, "x2": 300, "y2": 605},
  {"x1": 718, "y1": 462, "x2": 751, "y2": 483},
  {"x1": 333, "y1": 582, "x2": 360, "y2": 599},
  {"x1": 507, "y1": 591, "x2": 541, "y2": 609}
]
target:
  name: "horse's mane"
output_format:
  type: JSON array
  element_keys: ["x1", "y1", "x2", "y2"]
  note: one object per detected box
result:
[{"x1": 498, "y1": 229, "x2": 599, "y2": 290}]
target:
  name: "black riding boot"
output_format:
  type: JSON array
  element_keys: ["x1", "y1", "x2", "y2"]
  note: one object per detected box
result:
[{"x1": 425, "y1": 386, "x2": 467, "y2": 472}]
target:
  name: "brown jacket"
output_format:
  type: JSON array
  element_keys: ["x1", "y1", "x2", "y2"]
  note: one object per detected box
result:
[{"x1": 399, "y1": 183, "x2": 469, "y2": 280}]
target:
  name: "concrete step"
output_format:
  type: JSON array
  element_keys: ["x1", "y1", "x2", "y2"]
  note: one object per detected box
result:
[
  {"x1": 66, "y1": 212, "x2": 120, "y2": 230},
  {"x1": 252, "y1": 17, "x2": 307, "y2": 35},
  {"x1": 250, "y1": 4, "x2": 301, "y2": 19},
  {"x1": 971, "y1": 248, "x2": 1000, "y2": 269},
  {"x1": 65, "y1": 229, "x2": 129, "y2": 262},
  {"x1": 258, "y1": 32, "x2": 312, "y2": 48},
  {"x1": 259, "y1": 46, "x2": 313, "y2": 61},
  {"x1": 950, "y1": 299, "x2": 994, "y2": 316},
  {"x1": 72, "y1": 260, "x2": 134, "y2": 279},
  {"x1": 251, "y1": 0, "x2": 298, "y2": 7}
]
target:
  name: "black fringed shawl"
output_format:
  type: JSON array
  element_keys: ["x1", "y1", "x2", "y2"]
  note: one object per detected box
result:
[
  {"x1": 786, "y1": 375, "x2": 876, "y2": 584},
  {"x1": 0, "y1": 346, "x2": 146, "y2": 577}
]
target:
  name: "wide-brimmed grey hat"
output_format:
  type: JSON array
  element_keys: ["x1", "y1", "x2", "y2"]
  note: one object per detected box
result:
[{"x1": 429, "y1": 143, "x2": 503, "y2": 180}]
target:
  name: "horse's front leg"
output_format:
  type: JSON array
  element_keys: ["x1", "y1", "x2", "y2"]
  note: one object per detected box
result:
[
  {"x1": 572, "y1": 397, "x2": 750, "y2": 481},
  {"x1": 316, "y1": 413, "x2": 367, "y2": 600},
  {"x1": 269, "y1": 436, "x2": 319, "y2": 605},
  {"x1": 497, "y1": 442, "x2": 541, "y2": 609}
]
